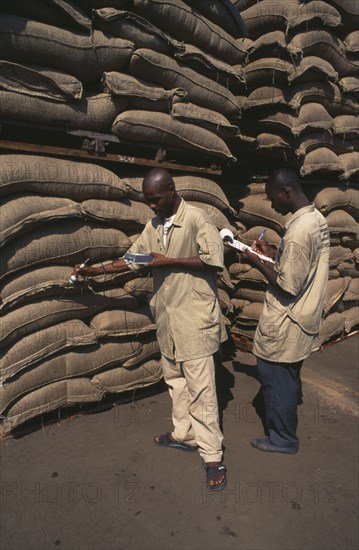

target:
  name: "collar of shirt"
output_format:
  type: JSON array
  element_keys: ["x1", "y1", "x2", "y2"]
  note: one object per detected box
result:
[{"x1": 284, "y1": 203, "x2": 315, "y2": 230}]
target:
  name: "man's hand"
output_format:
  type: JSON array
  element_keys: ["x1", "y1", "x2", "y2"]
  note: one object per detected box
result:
[
  {"x1": 72, "y1": 264, "x2": 101, "y2": 278},
  {"x1": 145, "y1": 252, "x2": 169, "y2": 268},
  {"x1": 252, "y1": 239, "x2": 277, "y2": 261}
]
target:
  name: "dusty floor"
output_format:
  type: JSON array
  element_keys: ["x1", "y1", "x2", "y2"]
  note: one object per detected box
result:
[{"x1": 1, "y1": 336, "x2": 358, "y2": 550}]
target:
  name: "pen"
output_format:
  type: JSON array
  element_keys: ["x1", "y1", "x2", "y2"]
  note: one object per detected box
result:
[{"x1": 257, "y1": 229, "x2": 267, "y2": 241}]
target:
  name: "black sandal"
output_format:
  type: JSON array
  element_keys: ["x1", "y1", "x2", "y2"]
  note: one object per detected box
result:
[
  {"x1": 154, "y1": 433, "x2": 197, "y2": 452},
  {"x1": 204, "y1": 464, "x2": 227, "y2": 491}
]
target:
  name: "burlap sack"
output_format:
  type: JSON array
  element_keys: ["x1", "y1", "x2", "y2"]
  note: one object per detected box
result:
[
  {"x1": 326, "y1": 210, "x2": 358, "y2": 234},
  {"x1": 288, "y1": 30, "x2": 359, "y2": 78},
  {"x1": 174, "y1": 44, "x2": 244, "y2": 90},
  {"x1": 319, "y1": 312, "x2": 345, "y2": 345},
  {"x1": 314, "y1": 187, "x2": 359, "y2": 218},
  {"x1": 288, "y1": 57, "x2": 338, "y2": 85},
  {"x1": 75, "y1": 0, "x2": 131, "y2": 12},
  {"x1": 81, "y1": 199, "x2": 152, "y2": 230},
  {"x1": 344, "y1": 31, "x2": 359, "y2": 55},
  {"x1": 300, "y1": 148, "x2": 344, "y2": 177},
  {"x1": 242, "y1": 86, "x2": 288, "y2": 111},
  {"x1": 232, "y1": 0, "x2": 257, "y2": 11},
  {"x1": 171, "y1": 102, "x2": 239, "y2": 140},
  {"x1": 103, "y1": 71, "x2": 187, "y2": 113},
  {"x1": 256, "y1": 111, "x2": 296, "y2": 137},
  {"x1": 184, "y1": 0, "x2": 247, "y2": 38},
  {"x1": 0, "y1": 0, "x2": 92, "y2": 31},
  {"x1": 0, "y1": 222, "x2": 131, "y2": 281},
  {"x1": 323, "y1": 277, "x2": 351, "y2": 316},
  {"x1": 133, "y1": 0, "x2": 247, "y2": 64},
  {"x1": 343, "y1": 306, "x2": 359, "y2": 333},
  {"x1": 230, "y1": 298, "x2": 251, "y2": 311},
  {"x1": 230, "y1": 324, "x2": 256, "y2": 341},
  {"x1": 227, "y1": 182, "x2": 266, "y2": 198},
  {"x1": 234, "y1": 302, "x2": 263, "y2": 325},
  {"x1": 0, "y1": 320, "x2": 98, "y2": 384},
  {"x1": 333, "y1": 115, "x2": 359, "y2": 139},
  {"x1": 0, "y1": 288, "x2": 139, "y2": 349},
  {"x1": 90, "y1": 305, "x2": 156, "y2": 338},
  {"x1": 229, "y1": 263, "x2": 267, "y2": 284},
  {"x1": 0, "y1": 195, "x2": 81, "y2": 247},
  {"x1": 329, "y1": 246, "x2": 353, "y2": 267},
  {"x1": 112, "y1": 111, "x2": 235, "y2": 161},
  {"x1": 338, "y1": 76, "x2": 359, "y2": 93},
  {"x1": 295, "y1": 133, "x2": 353, "y2": 158},
  {"x1": 232, "y1": 194, "x2": 290, "y2": 234},
  {"x1": 341, "y1": 234, "x2": 359, "y2": 250},
  {"x1": 94, "y1": 8, "x2": 180, "y2": 55},
  {"x1": 318, "y1": 0, "x2": 359, "y2": 30},
  {"x1": 255, "y1": 133, "x2": 292, "y2": 152},
  {"x1": 217, "y1": 265, "x2": 235, "y2": 292},
  {"x1": 235, "y1": 288, "x2": 266, "y2": 304},
  {"x1": 292, "y1": 103, "x2": 334, "y2": 136},
  {"x1": 0, "y1": 339, "x2": 159, "y2": 414},
  {"x1": 238, "y1": 226, "x2": 281, "y2": 246},
  {"x1": 337, "y1": 261, "x2": 359, "y2": 278},
  {"x1": 0, "y1": 266, "x2": 76, "y2": 313},
  {"x1": 241, "y1": 1, "x2": 298, "y2": 39},
  {"x1": 329, "y1": 267, "x2": 340, "y2": 279},
  {"x1": 0, "y1": 17, "x2": 135, "y2": 85},
  {"x1": 288, "y1": 82, "x2": 358, "y2": 116},
  {"x1": 187, "y1": 202, "x2": 234, "y2": 231},
  {"x1": 287, "y1": 1, "x2": 341, "y2": 30},
  {"x1": 1, "y1": 264, "x2": 135, "y2": 313},
  {"x1": 0, "y1": 155, "x2": 128, "y2": 200},
  {"x1": 343, "y1": 278, "x2": 359, "y2": 302},
  {"x1": 339, "y1": 152, "x2": 359, "y2": 181},
  {"x1": 129, "y1": 49, "x2": 240, "y2": 119},
  {"x1": 123, "y1": 336, "x2": 160, "y2": 367},
  {"x1": 218, "y1": 288, "x2": 232, "y2": 314},
  {"x1": 124, "y1": 277, "x2": 154, "y2": 303},
  {"x1": 0, "y1": 61, "x2": 83, "y2": 101},
  {"x1": 0, "y1": 91, "x2": 127, "y2": 133},
  {"x1": 92, "y1": 359, "x2": 162, "y2": 394},
  {"x1": 247, "y1": 31, "x2": 289, "y2": 62},
  {"x1": 173, "y1": 176, "x2": 231, "y2": 211},
  {"x1": 241, "y1": 58, "x2": 291, "y2": 92},
  {"x1": 1, "y1": 378, "x2": 104, "y2": 434}
]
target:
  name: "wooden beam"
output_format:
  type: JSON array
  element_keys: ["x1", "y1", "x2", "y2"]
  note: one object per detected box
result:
[{"x1": 0, "y1": 140, "x2": 222, "y2": 175}]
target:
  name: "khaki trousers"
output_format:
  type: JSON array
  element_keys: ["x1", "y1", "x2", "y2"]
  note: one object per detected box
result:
[{"x1": 161, "y1": 354, "x2": 223, "y2": 463}]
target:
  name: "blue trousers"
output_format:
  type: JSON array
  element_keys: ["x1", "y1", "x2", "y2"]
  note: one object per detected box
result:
[{"x1": 256, "y1": 357, "x2": 303, "y2": 450}]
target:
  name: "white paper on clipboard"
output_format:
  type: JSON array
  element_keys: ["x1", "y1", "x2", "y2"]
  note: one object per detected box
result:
[{"x1": 220, "y1": 229, "x2": 275, "y2": 264}]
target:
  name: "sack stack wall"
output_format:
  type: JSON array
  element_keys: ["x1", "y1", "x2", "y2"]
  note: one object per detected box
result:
[
  {"x1": 227, "y1": 0, "x2": 358, "y2": 349},
  {"x1": 0, "y1": 0, "x2": 357, "y2": 434}
]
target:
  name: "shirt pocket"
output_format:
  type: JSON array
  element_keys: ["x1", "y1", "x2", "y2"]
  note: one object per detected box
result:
[
  {"x1": 190, "y1": 288, "x2": 220, "y2": 330},
  {"x1": 257, "y1": 301, "x2": 288, "y2": 342}
]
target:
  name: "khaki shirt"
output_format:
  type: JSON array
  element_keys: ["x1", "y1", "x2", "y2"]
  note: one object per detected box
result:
[
  {"x1": 253, "y1": 204, "x2": 330, "y2": 363},
  {"x1": 128, "y1": 200, "x2": 227, "y2": 361}
]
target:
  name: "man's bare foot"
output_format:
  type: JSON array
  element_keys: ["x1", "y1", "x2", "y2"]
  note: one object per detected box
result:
[
  {"x1": 205, "y1": 461, "x2": 227, "y2": 490},
  {"x1": 154, "y1": 433, "x2": 176, "y2": 444}
]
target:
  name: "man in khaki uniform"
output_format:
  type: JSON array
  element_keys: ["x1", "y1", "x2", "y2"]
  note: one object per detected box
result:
[
  {"x1": 233, "y1": 167, "x2": 329, "y2": 454},
  {"x1": 74, "y1": 168, "x2": 227, "y2": 490}
]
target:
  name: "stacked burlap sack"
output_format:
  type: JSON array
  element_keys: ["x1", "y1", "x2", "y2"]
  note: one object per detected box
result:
[
  {"x1": 229, "y1": 0, "x2": 359, "y2": 178},
  {"x1": 0, "y1": 153, "x2": 236, "y2": 434},
  {"x1": 0, "y1": 0, "x2": 250, "y2": 162}
]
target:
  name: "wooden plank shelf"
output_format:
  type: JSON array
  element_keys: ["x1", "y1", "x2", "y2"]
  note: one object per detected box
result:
[{"x1": 0, "y1": 119, "x2": 226, "y2": 176}]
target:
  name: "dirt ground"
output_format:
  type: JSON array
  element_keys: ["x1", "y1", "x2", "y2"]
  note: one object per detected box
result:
[{"x1": 1, "y1": 336, "x2": 358, "y2": 550}]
